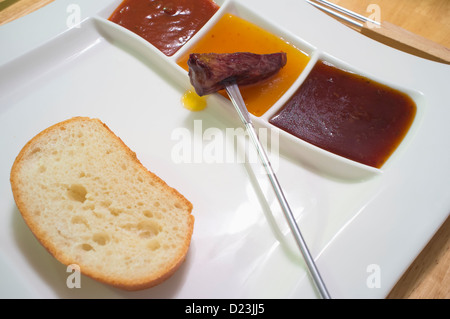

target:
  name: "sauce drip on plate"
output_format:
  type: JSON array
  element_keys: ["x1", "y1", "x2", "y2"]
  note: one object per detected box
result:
[
  {"x1": 269, "y1": 61, "x2": 417, "y2": 168},
  {"x1": 109, "y1": 0, "x2": 219, "y2": 56},
  {"x1": 181, "y1": 90, "x2": 207, "y2": 111}
]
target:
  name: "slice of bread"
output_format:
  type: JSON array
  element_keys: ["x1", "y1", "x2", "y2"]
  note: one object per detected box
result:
[{"x1": 10, "y1": 117, "x2": 194, "y2": 290}]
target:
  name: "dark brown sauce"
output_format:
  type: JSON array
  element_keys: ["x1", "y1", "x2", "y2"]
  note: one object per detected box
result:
[
  {"x1": 109, "y1": 0, "x2": 219, "y2": 56},
  {"x1": 269, "y1": 61, "x2": 417, "y2": 168}
]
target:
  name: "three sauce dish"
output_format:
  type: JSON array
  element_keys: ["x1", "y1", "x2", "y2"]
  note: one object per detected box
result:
[{"x1": 95, "y1": 0, "x2": 424, "y2": 181}]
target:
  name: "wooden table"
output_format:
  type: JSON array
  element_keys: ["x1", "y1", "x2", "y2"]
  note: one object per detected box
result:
[{"x1": 1, "y1": 0, "x2": 449, "y2": 299}]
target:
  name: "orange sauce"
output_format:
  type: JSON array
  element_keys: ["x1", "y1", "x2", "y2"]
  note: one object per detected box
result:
[
  {"x1": 181, "y1": 90, "x2": 207, "y2": 111},
  {"x1": 177, "y1": 13, "x2": 310, "y2": 116}
]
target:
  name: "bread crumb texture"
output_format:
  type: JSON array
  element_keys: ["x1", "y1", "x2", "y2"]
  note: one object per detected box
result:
[{"x1": 10, "y1": 117, "x2": 194, "y2": 290}]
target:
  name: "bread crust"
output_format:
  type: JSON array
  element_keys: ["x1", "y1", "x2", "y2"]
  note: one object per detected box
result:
[{"x1": 10, "y1": 117, "x2": 194, "y2": 291}]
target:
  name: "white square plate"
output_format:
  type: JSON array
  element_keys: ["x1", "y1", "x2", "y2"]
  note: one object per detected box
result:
[{"x1": 0, "y1": 0, "x2": 449, "y2": 298}]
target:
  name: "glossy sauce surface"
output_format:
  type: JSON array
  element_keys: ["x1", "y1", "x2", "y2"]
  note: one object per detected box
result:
[
  {"x1": 177, "y1": 13, "x2": 310, "y2": 116},
  {"x1": 109, "y1": 0, "x2": 219, "y2": 56},
  {"x1": 269, "y1": 61, "x2": 417, "y2": 168}
]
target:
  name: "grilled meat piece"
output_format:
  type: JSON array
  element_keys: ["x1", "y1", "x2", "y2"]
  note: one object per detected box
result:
[{"x1": 187, "y1": 52, "x2": 287, "y2": 96}]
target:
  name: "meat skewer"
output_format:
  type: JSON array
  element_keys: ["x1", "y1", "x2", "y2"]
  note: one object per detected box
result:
[
  {"x1": 187, "y1": 52, "x2": 331, "y2": 299},
  {"x1": 187, "y1": 52, "x2": 287, "y2": 96}
]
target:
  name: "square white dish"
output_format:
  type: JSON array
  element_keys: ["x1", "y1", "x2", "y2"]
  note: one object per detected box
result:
[{"x1": 0, "y1": 0, "x2": 449, "y2": 298}]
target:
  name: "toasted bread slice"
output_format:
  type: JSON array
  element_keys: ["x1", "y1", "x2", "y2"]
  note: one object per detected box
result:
[{"x1": 10, "y1": 117, "x2": 194, "y2": 290}]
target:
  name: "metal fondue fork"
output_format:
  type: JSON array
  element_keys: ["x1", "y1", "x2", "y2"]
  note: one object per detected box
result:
[{"x1": 225, "y1": 83, "x2": 331, "y2": 299}]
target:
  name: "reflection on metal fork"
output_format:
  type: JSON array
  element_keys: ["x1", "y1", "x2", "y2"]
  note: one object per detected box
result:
[
  {"x1": 225, "y1": 83, "x2": 331, "y2": 299},
  {"x1": 305, "y1": 0, "x2": 380, "y2": 28}
]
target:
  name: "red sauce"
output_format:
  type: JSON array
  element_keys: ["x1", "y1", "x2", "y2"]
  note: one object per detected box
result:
[
  {"x1": 269, "y1": 61, "x2": 417, "y2": 168},
  {"x1": 109, "y1": 0, "x2": 219, "y2": 56}
]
